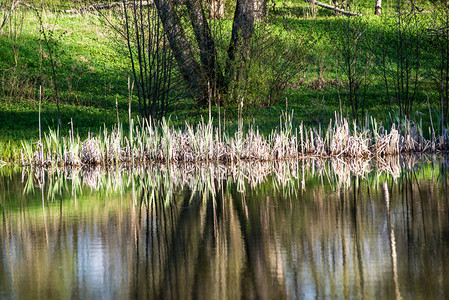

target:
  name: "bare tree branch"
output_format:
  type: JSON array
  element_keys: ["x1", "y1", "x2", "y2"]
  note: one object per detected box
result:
[
  {"x1": 0, "y1": 0, "x2": 19, "y2": 33},
  {"x1": 305, "y1": 0, "x2": 362, "y2": 17}
]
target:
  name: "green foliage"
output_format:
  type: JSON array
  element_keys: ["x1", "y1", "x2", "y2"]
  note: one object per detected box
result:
[
  {"x1": 329, "y1": 16, "x2": 377, "y2": 119},
  {"x1": 0, "y1": 10, "x2": 129, "y2": 108},
  {"x1": 225, "y1": 22, "x2": 311, "y2": 108}
]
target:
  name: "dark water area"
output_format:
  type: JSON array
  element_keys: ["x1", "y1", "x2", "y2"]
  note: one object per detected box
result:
[{"x1": 0, "y1": 156, "x2": 449, "y2": 299}]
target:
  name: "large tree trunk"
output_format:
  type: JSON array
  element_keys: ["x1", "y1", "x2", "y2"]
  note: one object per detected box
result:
[
  {"x1": 185, "y1": 0, "x2": 222, "y2": 98},
  {"x1": 375, "y1": 0, "x2": 382, "y2": 15},
  {"x1": 154, "y1": 0, "x2": 257, "y2": 103},
  {"x1": 228, "y1": 0, "x2": 255, "y2": 77},
  {"x1": 153, "y1": 0, "x2": 204, "y2": 99}
]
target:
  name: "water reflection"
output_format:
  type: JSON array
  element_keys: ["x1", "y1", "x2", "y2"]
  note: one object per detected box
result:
[
  {"x1": 0, "y1": 155, "x2": 448, "y2": 299},
  {"x1": 17, "y1": 154, "x2": 443, "y2": 199}
]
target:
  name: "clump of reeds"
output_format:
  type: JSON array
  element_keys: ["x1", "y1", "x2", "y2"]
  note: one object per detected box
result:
[{"x1": 20, "y1": 113, "x2": 449, "y2": 167}]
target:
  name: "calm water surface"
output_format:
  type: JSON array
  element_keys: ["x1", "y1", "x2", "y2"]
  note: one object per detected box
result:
[{"x1": 0, "y1": 157, "x2": 448, "y2": 299}]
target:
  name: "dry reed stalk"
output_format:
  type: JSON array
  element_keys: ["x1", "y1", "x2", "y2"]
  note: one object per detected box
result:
[{"x1": 20, "y1": 114, "x2": 449, "y2": 167}]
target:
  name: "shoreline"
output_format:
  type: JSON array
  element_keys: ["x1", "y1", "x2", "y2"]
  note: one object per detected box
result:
[{"x1": 17, "y1": 114, "x2": 449, "y2": 167}]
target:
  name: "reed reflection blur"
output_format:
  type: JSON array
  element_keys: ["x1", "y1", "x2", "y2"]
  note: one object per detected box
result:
[
  {"x1": 16, "y1": 154, "x2": 445, "y2": 199},
  {"x1": 0, "y1": 155, "x2": 448, "y2": 299}
]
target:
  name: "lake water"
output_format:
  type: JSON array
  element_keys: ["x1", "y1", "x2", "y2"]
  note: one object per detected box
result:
[{"x1": 0, "y1": 156, "x2": 448, "y2": 299}]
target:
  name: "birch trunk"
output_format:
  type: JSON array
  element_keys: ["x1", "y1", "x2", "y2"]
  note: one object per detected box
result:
[{"x1": 375, "y1": 0, "x2": 382, "y2": 15}]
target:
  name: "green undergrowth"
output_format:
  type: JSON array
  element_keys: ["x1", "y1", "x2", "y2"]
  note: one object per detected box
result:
[{"x1": 1, "y1": 0, "x2": 447, "y2": 162}]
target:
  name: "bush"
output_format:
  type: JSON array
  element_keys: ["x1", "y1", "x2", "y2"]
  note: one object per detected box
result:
[{"x1": 225, "y1": 22, "x2": 311, "y2": 108}]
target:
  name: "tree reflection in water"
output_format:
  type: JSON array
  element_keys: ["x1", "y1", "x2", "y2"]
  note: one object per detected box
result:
[{"x1": 0, "y1": 155, "x2": 448, "y2": 299}]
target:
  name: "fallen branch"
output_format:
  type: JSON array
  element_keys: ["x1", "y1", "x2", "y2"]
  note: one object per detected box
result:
[
  {"x1": 16, "y1": 1, "x2": 154, "y2": 14},
  {"x1": 305, "y1": 0, "x2": 362, "y2": 17}
]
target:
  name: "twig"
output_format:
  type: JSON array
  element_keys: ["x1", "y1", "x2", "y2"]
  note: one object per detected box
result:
[{"x1": 0, "y1": 0, "x2": 19, "y2": 33}]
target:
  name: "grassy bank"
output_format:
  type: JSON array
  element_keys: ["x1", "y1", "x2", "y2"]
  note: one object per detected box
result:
[
  {"x1": 0, "y1": 7, "x2": 130, "y2": 161},
  {"x1": 1, "y1": 0, "x2": 448, "y2": 162}
]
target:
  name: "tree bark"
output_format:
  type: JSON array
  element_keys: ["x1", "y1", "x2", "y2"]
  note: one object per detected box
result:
[
  {"x1": 209, "y1": 0, "x2": 224, "y2": 19},
  {"x1": 375, "y1": 0, "x2": 382, "y2": 15},
  {"x1": 254, "y1": 0, "x2": 267, "y2": 21},
  {"x1": 153, "y1": 0, "x2": 204, "y2": 99},
  {"x1": 150, "y1": 0, "x2": 259, "y2": 103},
  {"x1": 185, "y1": 0, "x2": 221, "y2": 93},
  {"x1": 228, "y1": 0, "x2": 255, "y2": 68}
]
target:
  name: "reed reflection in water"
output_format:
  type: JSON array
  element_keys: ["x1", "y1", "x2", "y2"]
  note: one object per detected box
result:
[{"x1": 0, "y1": 155, "x2": 448, "y2": 299}]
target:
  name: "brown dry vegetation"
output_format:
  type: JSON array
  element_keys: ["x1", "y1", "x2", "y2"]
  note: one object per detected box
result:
[{"x1": 21, "y1": 113, "x2": 449, "y2": 167}]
